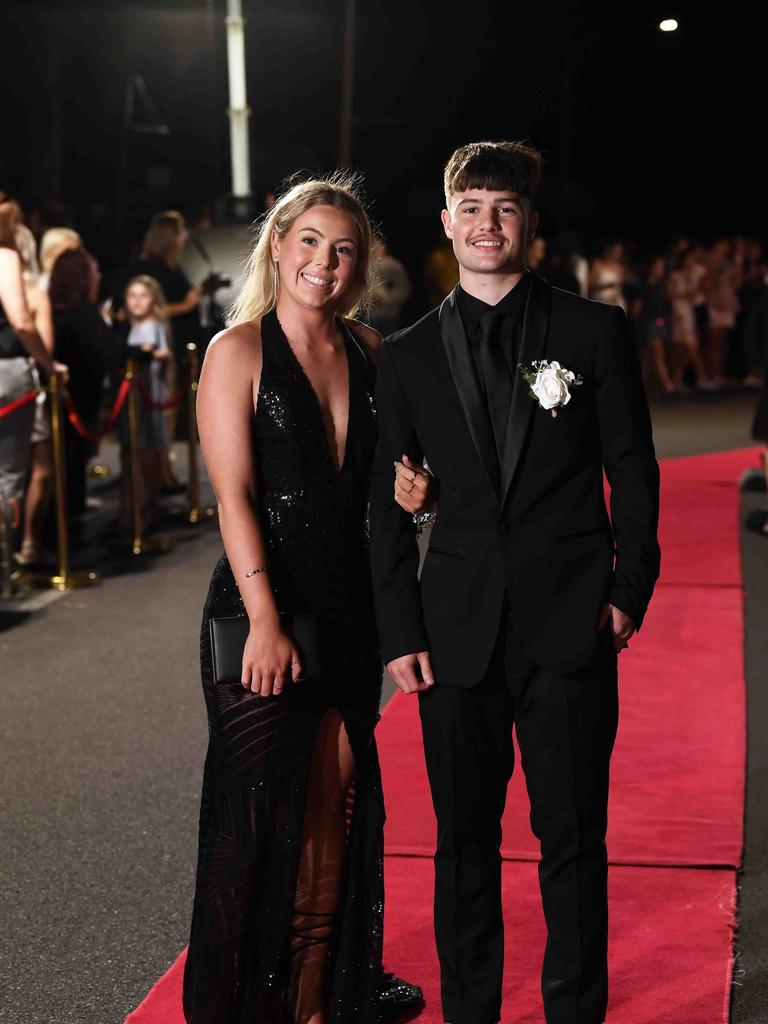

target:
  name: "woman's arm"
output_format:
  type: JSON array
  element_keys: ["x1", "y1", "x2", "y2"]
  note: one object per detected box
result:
[
  {"x1": 30, "y1": 285, "x2": 55, "y2": 354},
  {"x1": 166, "y1": 285, "x2": 202, "y2": 318},
  {"x1": 197, "y1": 322, "x2": 301, "y2": 696},
  {"x1": 0, "y1": 249, "x2": 54, "y2": 371}
]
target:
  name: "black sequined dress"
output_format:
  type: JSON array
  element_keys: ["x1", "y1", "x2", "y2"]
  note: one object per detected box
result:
[{"x1": 183, "y1": 309, "x2": 384, "y2": 1023}]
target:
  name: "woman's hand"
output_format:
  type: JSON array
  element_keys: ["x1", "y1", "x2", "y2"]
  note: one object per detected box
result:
[
  {"x1": 241, "y1": 617, "x2": 303, "y2": 696},
  {"x1": 52, "y1": 360, "x2": 69, "y2": 384},
  {"x1": 394, "y1": 453, "x2": 438, "y2": 514}
]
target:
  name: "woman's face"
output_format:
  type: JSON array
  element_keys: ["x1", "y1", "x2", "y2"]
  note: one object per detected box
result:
[
  {"x1": 271, "y1": 205, "x2": 360, "y2": 312},
  {"x1": 126, "y1": 283, "x2": 153, "y2": 320}
]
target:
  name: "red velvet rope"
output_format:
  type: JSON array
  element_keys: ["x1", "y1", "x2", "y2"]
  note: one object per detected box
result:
[
  {"x1": 64, "y1": 377, "x2": 133, "y2": 442},
  {"x1": 0, "y1": 389, "x2": 38, "y2": 420},
  {"x1": 133, "y1": 365, "x2": 190, "y2": 411}
]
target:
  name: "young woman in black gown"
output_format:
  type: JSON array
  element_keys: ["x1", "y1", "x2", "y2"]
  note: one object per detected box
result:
[{"x1": 182, "y1": 177, "x2": 433, "y2": 1024}]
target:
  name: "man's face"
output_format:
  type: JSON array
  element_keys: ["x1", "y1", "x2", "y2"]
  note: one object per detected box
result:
[{"x1": 441, "y1": 189, "x2": 538, "y2": 276}]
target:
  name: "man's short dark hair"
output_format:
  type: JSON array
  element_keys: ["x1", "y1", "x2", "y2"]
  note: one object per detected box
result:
[{"x1": 444, "y1": 141, "x2": 544, "y2": 207}]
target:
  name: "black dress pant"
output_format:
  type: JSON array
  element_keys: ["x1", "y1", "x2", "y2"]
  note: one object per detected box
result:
[{"x1": 418, "y1": 597, "x2": 619, "y2": 1024}]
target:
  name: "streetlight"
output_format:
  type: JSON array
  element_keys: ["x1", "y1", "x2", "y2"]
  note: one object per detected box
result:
[{"x1": 659, "y1": 18, "x2": 679, "y2": 32}]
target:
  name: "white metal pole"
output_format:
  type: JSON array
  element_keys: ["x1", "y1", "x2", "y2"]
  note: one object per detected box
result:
[{"x1": 225, "y1": 0, "x2": 251, "y2": 199}]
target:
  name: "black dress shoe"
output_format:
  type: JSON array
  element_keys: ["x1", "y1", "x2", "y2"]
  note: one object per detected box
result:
[{"x1": 378, "y1": 971, "x2": 425, "y2": 1021}]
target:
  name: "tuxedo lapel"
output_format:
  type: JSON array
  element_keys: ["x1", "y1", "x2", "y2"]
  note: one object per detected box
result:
[
  {"x1": 439, "y1": 288, "x2": 500, "y2": 494},
  {"x1": 499, "y1": 274, "x2": 552, "y2": 511}
]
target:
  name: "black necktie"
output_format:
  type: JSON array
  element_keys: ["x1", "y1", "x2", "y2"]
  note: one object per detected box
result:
[{"x1": 478, "y1": 309, "x2": 513, "y2": 461}]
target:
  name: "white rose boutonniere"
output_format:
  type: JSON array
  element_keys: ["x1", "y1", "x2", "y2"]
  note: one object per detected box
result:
[{"x1": 518, "y1": 360, "x2": 584, "y2": 417}]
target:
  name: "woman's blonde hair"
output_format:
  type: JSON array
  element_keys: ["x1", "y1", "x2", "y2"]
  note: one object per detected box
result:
[
  {"x1": 229, "y1": 173, "x2": 373, "y2": 326},
  {"x1": 125, "y1": 275, "x2": 169, "y2": 325},
  {"x1": 141, "y1": 210, "x2": 185, "y2": 263},
  {"x1": 40, "y1": 227, "x2": 82, "y2": 273}
]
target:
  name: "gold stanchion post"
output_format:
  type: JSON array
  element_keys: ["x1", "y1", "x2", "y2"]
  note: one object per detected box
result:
[
  {"x1": 126, "y1": 357, "x2": 171, "y2": 555},
  {"x1": 30, "y1": 370, "x2": 99, "y2": 590},
  {"x1": 185, "y1": 342, "x2": 215, "y2": 525}
]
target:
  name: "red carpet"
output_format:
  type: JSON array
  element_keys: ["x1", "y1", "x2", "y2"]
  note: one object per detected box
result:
[
  {"x1": 126, "y1": 448, "x2": 756, "y2": 1023},
  {"x1": 127, "y1": 860, "x2": 737, "y2": 1024}
]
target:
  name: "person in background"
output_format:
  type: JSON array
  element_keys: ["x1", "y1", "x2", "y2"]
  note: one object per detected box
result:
[
  {"x1": 668, "y1": 249, "x2": 706, "y2": 392},
  {"x1": 369, "y1": 238, "x2": 411, "y2": 336},
  {"x1": 633, "y1": 255, "x2": 676, "y2": 396},
  {"x1": 131, "y1": 210, "x2": 201, "y2": 361},
  {"x1": 39, "y1": 227, "x2": 82, "y2": 292},
  {"x1": 704, "y1": 237, "x2": 741, "y2": 388},
  {"x1": 542, "y1": 236, "x2": 582, "y2": 294},
  {"x1": 15, "y1": 213, "x2": 57, "y2": 565},
  {"x1": 130, "y1": 211, "x2": 201, "y2": 463},
  {"x1": 0, "y1": 193, "x2": 64, "y2": 553},
  {"x1": 589, "y1": 238, "x2": 627, "y2": 310},
  {"x1": 424, "y1": 232, "x2": 460, "y2": 309},
  {"x1": 50, "y1": 249, "x2": 124, "y2": 518},
  {"x1": 526, "y1": 235, "x2": 546, "y2": 274},
  {"x1": 118, "y1": 276, "x2": 173, "y2": 532}
]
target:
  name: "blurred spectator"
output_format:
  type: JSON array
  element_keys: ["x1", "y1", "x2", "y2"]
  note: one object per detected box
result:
[
  {"x1": 16, "y1": 215, "x2": 57, "y2": 565},
  {"x1": 668, "y1": 250, "x2": 706, "y2": 391},
  {"x1": 369, "y1": 239, "x2": 411, "y2": 336},
  {"x1": 0, "y1": 193, "x2": 61, "y2": 551},
  {"x1": 733, "y1": 243, "x2": 766, "y2": 381},
  {"x1": 527, "y1": 236, "x2": 546, "y2": 273},
  {"x1": 633, "y1": 255, "x2": 675, "y2": 396},
  {"x1": 39, "y1": 227, "x2": 82, "y2": 291},
  {"x1": 128, "y1": 210, "x2": 201, "y2": 446},
  {"x1": 130, "y1": 210, "x2": 201, "y2": 360},
  {"x1": 540, "y1": 237, "x2": 581, "y2": 294},
  {"x1": 424, "y1": 234, "x2": 459, "y2": 309},
  {"x1": 50, "y1": 249, "x2": 124, "y2": 517},
  {"x1": 704, "y1": 237, "x2": 741, "y2": 387},
  {"x1": 589, "y1": 239, "x2": 627, "y2": 311},
  {"x1": 119, "y1": 276, "x2": 175, "y2": 532}
]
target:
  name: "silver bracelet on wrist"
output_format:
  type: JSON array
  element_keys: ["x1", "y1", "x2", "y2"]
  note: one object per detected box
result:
[{"x1": 244, "y1": 566, "x2": 268, "y2": 578}]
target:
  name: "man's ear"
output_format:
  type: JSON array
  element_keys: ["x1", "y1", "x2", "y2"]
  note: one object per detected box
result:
[
  {"x1": 440, "y1": 207, "x2": 453, "y2": 239},
  {"x1": 528, "y1": 210, "x2": 540, "y2": 240}
]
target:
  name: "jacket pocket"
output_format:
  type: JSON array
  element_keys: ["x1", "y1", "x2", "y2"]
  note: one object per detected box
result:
[{"x1": 426, "y1": 545, "x2": 463, "y2": 558}]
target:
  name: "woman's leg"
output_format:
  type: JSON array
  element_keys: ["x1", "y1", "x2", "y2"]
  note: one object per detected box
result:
[
  {"x1": 289, "y1": 708, "x2": 356, "y2": 1024},
  {"x1": 21, "y1": 440, "x2": 53, "y2": 551}
]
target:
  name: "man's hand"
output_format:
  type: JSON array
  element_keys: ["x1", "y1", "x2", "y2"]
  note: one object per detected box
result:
[
  {"x1": 386, "y1": 650, "x2": 435, "y2": 694},
  {"x1": 394, "y1": 454, "x2": 437, "y2": 514},
  {"x1": 597, "y1": 602, "x2": 636, "y2": 653}
]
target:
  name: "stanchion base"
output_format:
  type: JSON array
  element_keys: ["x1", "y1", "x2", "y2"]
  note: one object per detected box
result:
[
  {"x1": 27, "y1": 569, "x2": 101, "y2": 591},
  {"x1": 131, "y1": 535, "x2": 172, "y2": 556}
]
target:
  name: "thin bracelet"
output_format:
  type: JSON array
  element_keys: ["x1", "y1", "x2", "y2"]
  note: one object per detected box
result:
[{"x1": 244, "y1": 566, "x2": 268, "y2": 578}]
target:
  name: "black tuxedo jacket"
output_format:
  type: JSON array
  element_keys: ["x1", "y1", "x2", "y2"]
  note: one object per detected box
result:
[{"x1": 369, "y1": 274, "x2": 661, "y2": 683}]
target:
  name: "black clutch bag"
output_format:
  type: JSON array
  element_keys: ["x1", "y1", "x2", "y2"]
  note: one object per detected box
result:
[{"x1": 209, "y1": 612, "x2": 322, "y2": 686}]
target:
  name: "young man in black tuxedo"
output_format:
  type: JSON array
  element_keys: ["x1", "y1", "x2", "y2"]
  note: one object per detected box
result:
[{"x1": 369, "y1": 141, "x2": 661, "y2": 1024}]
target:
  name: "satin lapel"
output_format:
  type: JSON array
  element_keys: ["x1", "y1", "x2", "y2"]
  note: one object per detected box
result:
[
  {"x1": 499, "y1": 274, "x2": 552, "y2": 510},
  {"x1": 438, "y1": 288, "x2": 500, "y2": 494}
]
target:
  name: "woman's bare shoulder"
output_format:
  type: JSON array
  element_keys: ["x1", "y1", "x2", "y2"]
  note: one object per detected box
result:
[
  {"x1": 0, "y1": 247, "x2": 21, "y2": 270},
  {"x1": 344, "y1": 317, "x2": 382, "y2": 360},
  {"x1": 204, "y1": 319, "x2": 263, "y2": 371}
]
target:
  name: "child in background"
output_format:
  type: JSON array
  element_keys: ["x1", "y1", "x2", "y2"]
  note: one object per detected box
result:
[{"x1": 120, "y1": 276, "x2": 172, "y2": 530}]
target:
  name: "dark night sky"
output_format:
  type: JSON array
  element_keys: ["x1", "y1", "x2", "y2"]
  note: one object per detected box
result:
[{"x1": 0, "y1": 0, "x2": 762, "y2": 265}]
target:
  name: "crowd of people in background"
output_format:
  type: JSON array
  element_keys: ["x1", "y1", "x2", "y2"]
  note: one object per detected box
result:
[{"x1": 2, "y1": 186, "x2": 768, "y2": 574}]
